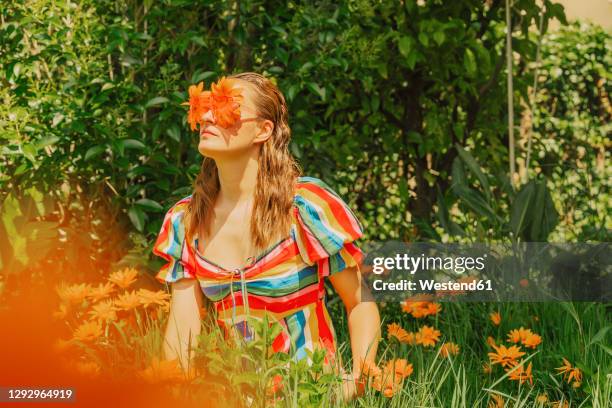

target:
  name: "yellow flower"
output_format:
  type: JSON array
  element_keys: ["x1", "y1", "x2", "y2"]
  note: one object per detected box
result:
[
  {"x1": 415, "y1": 325, "x2": 441, "y2": 347},
  {"x1": 137, "y1": 288, "x2": 171, "y2": 308},
  {"x1": 115, "y1": 290, "x2": 141, "y2": 311},
  {"x1": 489, "y1": 311, "x2": 501, "y2": 326},
  {"x1": 536, "y1": 393, "x2": 548, "y2": 403},
  {"x1": 488, "y1": 344, "x2": 525, "y2": 368},
  {"x1": 88, "y1": 282, "x2": 115, "y2": 302},
  {"x1": 108, "y1": 267, "x2": 139, "y2": 289},
  {"x1": 88, "y1": 300, "x2": 117, "y2": 322},
  {"x1": 439, "y1": 342, "x2": 460, "y2": 357},
  {"x1": 387, "y1": 323, "x2": 415, "y2": 344},
  {"x1": 56, "y1": 283, "x2": 91, "y2": 304},
  {"x1": 72, "y1": 321, "x2": 103, "y2": 343}
]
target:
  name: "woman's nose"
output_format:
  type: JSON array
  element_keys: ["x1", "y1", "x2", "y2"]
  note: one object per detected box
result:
[{"x1": 201, "y1": 108, "x2": 215, "y2": 124}]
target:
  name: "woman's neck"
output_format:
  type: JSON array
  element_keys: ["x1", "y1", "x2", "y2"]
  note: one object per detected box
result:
[{"x1": 214, "y1": 149, "x2": 259, "y2": 204}]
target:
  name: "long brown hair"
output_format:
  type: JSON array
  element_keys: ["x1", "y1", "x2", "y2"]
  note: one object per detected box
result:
[{"x1": 185, "y1": 72, "x2": 302, "y2": 254}]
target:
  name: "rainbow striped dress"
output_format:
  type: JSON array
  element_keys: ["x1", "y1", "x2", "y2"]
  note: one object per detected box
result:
[{"x1": 153, "y1": 176, "x2": 364, "y2": 361}]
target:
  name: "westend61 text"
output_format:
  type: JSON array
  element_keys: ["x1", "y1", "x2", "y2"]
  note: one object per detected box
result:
[{"x1": 372, "y1": 279, "x2": 493, "y2": 292}]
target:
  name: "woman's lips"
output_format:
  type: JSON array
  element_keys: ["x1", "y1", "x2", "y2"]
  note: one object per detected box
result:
[{"x1": 200, "y1": 128, "x2": 218, "y2": 138}]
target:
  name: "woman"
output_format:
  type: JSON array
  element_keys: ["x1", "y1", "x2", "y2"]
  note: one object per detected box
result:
[{"x1": 153, "y1": 72, "x2": 380, "y2": 400}]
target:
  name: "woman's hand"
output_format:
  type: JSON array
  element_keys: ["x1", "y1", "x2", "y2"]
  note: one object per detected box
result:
[
  {"x1": 163, "y1": 278, "x2": 205, "y2": 372},
  {"x1": 330, "y1": 265, "x2": 381, "y2": 380}
]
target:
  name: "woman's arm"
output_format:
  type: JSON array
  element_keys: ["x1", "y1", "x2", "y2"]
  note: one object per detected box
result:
[
  {"x1": 162, "y1": 278, "x2": 205, "y2": 373},
  {"x1": 329, "y1": 264, "x2": 381, "y2": 398}
]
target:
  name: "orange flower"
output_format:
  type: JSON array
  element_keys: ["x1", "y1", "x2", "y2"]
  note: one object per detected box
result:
[
  {"x1": 183, "y1": 82, "x2": 212, "y2": 131},
  {"x1": 488, "y1": 344, "x2": 525, "y2": 368},
  {"x1": 372, "y1": 373, "x2": 402, "y2": 398},
  {"x1": 402, "y1": 299, "x2": 441, "y2": 318},
  {"x1": 115, "y1": 290, "x2": 141, "y2": 311},
  {"x1": 210, "y1": 77, "x2": 244, "y2": 128},
  {"x1": 387, "y1": 323, "x2": 415, "y2": 344},
  {"x1": 486, "y1": 336, "x2": 497, "y2": 348},
  {"x1": 56, "y1": 283, "x2": 91, "y2": 305},
  {"x1": 489, "y1": 311, "x2": 501, "y2": 326},
  {"x1": 415, "y1": 325, "x2": 441, "y2": 347},
  {"x1": 522, "y1": 332, "x2": 542, "y2": 349},
  {"x1": 266, "y1": 374, "x2": 284, "y2": 396},
  {"x1": 506, "y1": 362, "x2": 533, "y2": 386},
  {"x1": 138, "y1": 357, "x2": 191, "y2": 384},
  {"x1": 358, "y1": 358, "x2": 381, "y2": 380},
  {"x1": 439, "y1": 342, "x2": 460, "y2": 357},
  {"x1": 53, "y1": 304, "x2": 69, "y2": 320},
  {"x1": 383, "y1": 359, "x2": 413, "y2": 381},
  {"x1": 108, "y1": 267, "x2": 138, "y2": 289},
  {"x1": 88, "y1": 299, "x2": 117, "y2": 322},
  {"x1": 482, "y1": 363, "x2": 492, "y2": 374},
  {"x1": 507, "y1": 327, "x2": 531, "y2": 344},
  {"x1": 555, "y1": 358, "x2": 582, "y2": 386},
  {"x1": 507, "y1": 327, "x2": 542, "y2": 349},
  {"x1": 137, "y1": 289, "x2": 171, "y2": 308},
  {"x1": 72, "y1": 320, "x2": 103, "y2": 343},
  {"x1": 488, "y1": 394, "x2": 505, "y2": 408},
  {"x1": 88, "y1": 282, "x2": 115, "y2": 302}
]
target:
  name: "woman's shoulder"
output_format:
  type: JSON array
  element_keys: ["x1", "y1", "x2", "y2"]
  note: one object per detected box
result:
[
  {"x1": 294, "y1": 176, "x2": 347, "y2": 202},
  {"x1": 292, "y1": 176, "x2": 364, "y2": 264},
  {"x1": 164, "y1": 194, "x2": 193, "y2": 218}
]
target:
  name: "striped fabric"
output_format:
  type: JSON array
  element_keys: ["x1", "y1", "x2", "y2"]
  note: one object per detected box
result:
[{"x1": 153, "y1": 176, "x2": 364, "y2": 361}]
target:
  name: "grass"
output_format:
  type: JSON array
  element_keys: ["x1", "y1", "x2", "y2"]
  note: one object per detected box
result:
[{"x1": 51, "y1": 270, "x2": 611, "y2": 407}]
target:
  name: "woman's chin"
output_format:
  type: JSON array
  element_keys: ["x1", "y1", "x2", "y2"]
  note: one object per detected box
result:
[{"x1": 198, "y1": 140, "x2": 234, "y2": 158}]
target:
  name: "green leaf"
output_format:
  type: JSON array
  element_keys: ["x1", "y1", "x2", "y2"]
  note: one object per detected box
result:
[
  {"x1": 451, "y1": 158, "x2": 467, "y2": 188},
  {"x1": 84, "y1": 145, "x2": 106, "y2": 161},
  {"x1": 398, "y1": 36, "x2": 414, "y2": 58},
  {"x1": 306, "y1": 82, "x2": 326, "y2": 101},
  {"x1": 418, "y1": 32, "x2": 429, "y2": 47},
  {"x1": 135, "y1": 198, "x2": 164, "y2": 212},
  {"x1": 128, "y1": 206, "x2": 145, "y2": 232},
  {"x1": 463, "y1": 48, "x2": 477, "y2": 77},
  {"x1": 145, "y1": 97, "x2": 169, "y2": 108},
  {"x1": 121, "y1": 139, "x2": 146, "y2": 150},
  {"x1": 433, "y1": 30, "x2": 445, "y2": 46},
  {"x1": 589, "y1": 325, "x2": 611, "y2": 346},
  {"x1": 455, "y1": 144, "x2": 490, "y2": 195},
  {"x1": 35, "y1": 136, "x2": 60, "y2": 150},
  {"x1": 510, "y1": 180, "x2": 536, "y2": 238}
]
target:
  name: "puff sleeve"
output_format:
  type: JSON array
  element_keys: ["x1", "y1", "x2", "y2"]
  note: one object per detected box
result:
[
  {"x1": 292, "y1": 177, "x2": 365, "y2": 278},
  {"x1": 152, "y1": 196, "x2": 197, "y2": 284}
]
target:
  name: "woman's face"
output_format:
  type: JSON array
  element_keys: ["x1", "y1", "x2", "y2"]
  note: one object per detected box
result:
[{"x1": 197, "y1": 79, "x2": 272, "y2": 158}]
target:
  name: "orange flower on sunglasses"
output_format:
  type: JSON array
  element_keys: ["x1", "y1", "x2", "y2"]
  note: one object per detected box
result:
[{"x1": 182, "y1": 77, "x2": 244, "y2": 130}]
